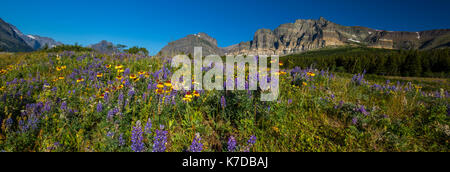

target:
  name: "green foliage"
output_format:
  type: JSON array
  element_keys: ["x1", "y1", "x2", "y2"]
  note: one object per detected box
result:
[
  {"x1": 44, "y1": 44, "x2": 93, "y2": 52},
  {"x1": 281, "y1": 47, "x2": 450, "y2": 78},
  {"x1": 124, "y1": 46, "x2": 149, "y2": 56}
]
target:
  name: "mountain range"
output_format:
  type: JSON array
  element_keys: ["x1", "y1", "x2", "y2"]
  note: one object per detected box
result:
[
  {"x1": 159, "y1": 17, "x2": 450, "y2": 56},
  {"x1": 0, "y1": 18, "x2": 62, "y2": 52},
  {"x1": 1, "y1": 17, "x2": 450, "y2": 55}
]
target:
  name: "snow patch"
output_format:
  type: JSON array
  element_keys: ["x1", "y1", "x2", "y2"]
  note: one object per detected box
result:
[
  {"x1": 348, "y1": 39, "x2": 361, "y2": 43},
  {"x1": 27, "y1": 35, "x2": 36, "y2": 39}
]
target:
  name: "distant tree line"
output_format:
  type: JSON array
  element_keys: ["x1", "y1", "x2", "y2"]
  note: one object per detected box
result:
[
  {"x1": 281, "y1": 47, "x2": 450, "y2": 78},
  {"x1": 43, "y1": 43, "x2": 93, "y2": 52}
]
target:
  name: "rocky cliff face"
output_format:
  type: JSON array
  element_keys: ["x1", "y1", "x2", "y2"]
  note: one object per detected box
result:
[
  {"x1": 88, "y1": 40, "x2": 118, "y2": 54},
  {"x1": 0, "y1": 18, "x2": 33, "y2": 52},
  {"x1": 158, "y1": 32, "x2": 224, "y2": 57},
  {"x1": 224, "y1": 17, "x2": 450, "y2": 56},
  {"x1": 0, "y1": 18, "x2": 62, "y2": 52}
]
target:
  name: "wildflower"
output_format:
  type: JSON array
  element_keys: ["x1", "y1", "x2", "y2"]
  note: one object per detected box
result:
[
  {"x1": 58, "y1": 76, "x2": 65, "y2": 80},
  {"x1": 164, "y1": 81, "x2": 172, "y2": 88},
  {"x1": 221, "y1": 96, "x2": 226, "y2": 109},
  {"x1": 153, "y1": 125, "x2": 168, "y2": 152},
  {"x1": 189, "y1": 133, "x2": 203, "y2": 152},
  {"x1": 96, "y1": 102, "x2": 102, "y2": 112},
  {"x1": 193, "y1": 90, "x2": 200, "y2": 97},
  {"x1": 144, "y1": 72, "x2": 150, "y2": 78},
  {"x1": 118, "y1": 133, "x2": 125, "y2": 146},
  {"x1": 61, "y1": 66, "x2": 66, "y2": 70},
  {"x1": 128, "y1": 89, "x2": 135, "y2": 98},
  {"x1": 131, "y1": 121, "x2": 145, "y2": 152},
  {"x1": 288, "y1": 99, "x2": 292, "y2": 105},
  {"x1": 145, "y1": 118, "x2": 152, "y2": 135},
  {"x1": 307, "y1": 72, "x2": 315, "y2": 77},
  {"x1": 130, "y1": 74, "x2": 137, "y2": 80},
  {"x1": 124, "y1": 68, "x2": 130, "y2": 75},
  {"x1": 96, "y1": 73, "x2": 103, "y2": 78},
  {"x1": 56, "y1": 67, "x2": 62, "y2": 71},
  {"x1": 117, "y1": 69, "x2": 124, "y2": 73},
  {"x1": 115, "y1": 65, "x2": 123, "y2": 70},
  {"x1": 138, "y1": 71, "x2": 145, "y2": 75},
  {"x1": 279, "y1": 62, "x2": 284, "y2": 66},
  {"x1": 116, "y1": 76, "x2": 123, "y2": 80},
  {"x1": 157, "y1": 82, "x2": 164, "y2": 89},
  {"x1": 118, "y1": 84, "x2": 124, "y2": 89},
  {"x1": 156, "y1": 89, "x2": 164, "y2": 94},
  {"x1": 352, "y1": 117, "x2": 358, "y2": 125},
  {"x1": 76, "y1": 78, "x2": 84, "y2": 83},
  {"x1": 248, "y1": 135, "x2": 256, "y2": 145},
  {"x1": 227, "y1": 136, "x2": 237, "y2": 152},
  {"x1": 105, "y1": 64, "x2": 111, "y2": 68},
  {"x1": 358, "y1": 105, "x2": 370, "y2": 116},
  {"x1": 302, "y1": 82, "x2": 307, "y2": 86},
  {"x1": 60, "y1": 101, "x2": 67, "y2": 111}
]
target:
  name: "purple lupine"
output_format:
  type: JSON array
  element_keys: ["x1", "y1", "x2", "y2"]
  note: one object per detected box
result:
[
  {"x1": 288, "y1": 99, "x2": 292, "y2": 105},
  {"x1": 358, "y1": 105, "x2": 369, "y2": 116},
  {"x1": 128, "y1": 89, "x2": 135, "y2": 98},
  {"x1": 107, "y1": 131, "x2": 114, "y2": 137},
  {"x1": 220, "y1": 96, "x2": 226, "y2": 109},
  {"x1": 131, "y1": 121, "x2": 145, "y2": 152},
  {"x1": 227, "y1": 136, "x2": 237, "y2": 152},
  {"x1": 352, "y1": 117, "x2": 358, "y2": 125},
  {"x1": 244, "y1": 135, "x2": 257, "y2": 152},
  {"x1": 153, "y1": 125, "x2": 168, "y2": 152},
  {"x1": 104, "y1": 92, "x2": 109, "y2": 102},
  {"x1": 189, "y1": 133, "x2": 203, "y2": 152},
  {"x1": 96, "y1": 102, "x2": 103, "y2": 112},
  {"x1": 118, "y1": 133, "x2": 125, "y2": 146},
  {"x1": 60, "y1": 101, "x2": 67, "y2": 111},
  {"x1": 145, "y1": 118, "x2": 152, "y2": 135}
]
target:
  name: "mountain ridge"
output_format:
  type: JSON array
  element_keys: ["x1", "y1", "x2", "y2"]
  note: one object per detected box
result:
[{"x1": 158, "y1": 17, "x2": 450, "y2": 57}]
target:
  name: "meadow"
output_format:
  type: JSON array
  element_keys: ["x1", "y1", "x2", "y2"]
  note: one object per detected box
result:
[{"x1": 0, "y1": 51, "x2": 448, "y2": 152}]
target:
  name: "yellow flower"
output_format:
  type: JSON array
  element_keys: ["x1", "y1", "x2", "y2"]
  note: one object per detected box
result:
[
  {"x1": 193, "y1": 90, "x2": 200, "y2": 97},
  {"x1": 155, "y1": 89, "x2": 164, "y2": 94},
  {"x1": 115, "y1": 65, "x2": 123, "y2": 70},
  {"x1": 157, "y1": 82, "x2": 164, "y2": 89},
  {"x1": 0, "y1": 69, "x2": 7, "y2": 74},
  {"x1": 76, "y1": 78, "x2": 84, "y2": 83},
  {"x1": 145, "y1": 72, "x2": 150, "y2": 78},
  {"x1": 302, "y1": 82, "x2": 307, "y2": 86},
  {"x1": 138, "y1": 71, "x2": 145, "y2": 75},
  {"x1": 182, "y1": 97, "x2": 192, "y2": 102},
  {"x1": 116, "y1": 76, "x2": 123, "y2": 80},
  {"x1": 185, "y1": 92, "x2": 193, "y2": 99},
  {"x1": 56, "y1": 67, "x2": 62, "y2": 71},
  {"x1": 61, "y1": 66, "x2": 66, "y2": 70},
  {"x1": 105, "y1": 65, "x2": 111, "y2": 68},
  {"x1": 117, "y1": 69, "x2": 124, "y2": 73},
  {"x1": 58, "y1": 76, "x2": 65, "y2": 80},
  {"x1": 279, "y1": 62, "x2": 283, "y2": 66},
  {"x1": 129, "y1": 74, "x2": 137, "y2": 80},
  {"x1": 43, "y1": 84, "x2": 51, "y2": 88},
  {"x1": 118, "y1": 85, "x2": 124, "y2": 89},
  {"x1": 97, "y1": 73, "x2": 103, "y2": 78},
  {"x1": 307, "y1": 72, "x2": 315, "y2": 77},
  {"x1": 164, "y1": 81, "x2": 172, "y2": 88}
]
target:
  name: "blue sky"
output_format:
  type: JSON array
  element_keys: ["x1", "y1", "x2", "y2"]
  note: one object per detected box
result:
[{"x1": 1, "y1": 0, "x2": 450, "y2": 55}]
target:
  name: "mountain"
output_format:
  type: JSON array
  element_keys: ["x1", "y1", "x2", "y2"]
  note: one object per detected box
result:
[
  {"x1": 224, "y1": 17, "x2": 450, "y2": 56},
  {"x1": 0, "y1": 18, "x2": 33, "y2": 52},
  {"x1": 0, "y1": 18, "x2": 62, "y2": 52},
  {"x1": 158, "y1": 32, "x2": 224, "y2": 57},
  {"x1": 88, "y1": 40, "x2": 118, "y2": 54}
]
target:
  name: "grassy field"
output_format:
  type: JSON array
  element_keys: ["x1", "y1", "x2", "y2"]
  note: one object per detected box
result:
[{"x1": 0, "y1": 51, "x2": 448, "y2": 152}]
